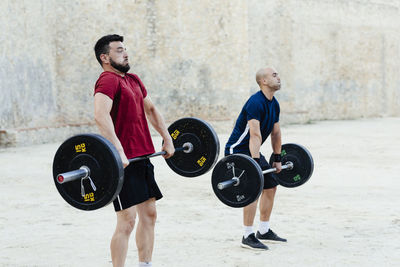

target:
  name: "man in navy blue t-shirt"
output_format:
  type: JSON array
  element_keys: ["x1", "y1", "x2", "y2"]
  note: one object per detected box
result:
[{"x1": 225, "y1": 67, "x2": 287, "y2": 250}]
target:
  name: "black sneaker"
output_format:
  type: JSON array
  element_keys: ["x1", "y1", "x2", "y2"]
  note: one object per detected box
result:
[
  {"x1": 256, "y1": 229, "x2": 287, "y2": 242},
  {"x1": 241, "y1": 233, "x2": 269, "y2": 250}
]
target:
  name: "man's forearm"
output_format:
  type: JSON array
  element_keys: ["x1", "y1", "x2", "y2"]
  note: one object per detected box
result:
[
  {"x1": 146, "y1": 107, "x2": 171, "y2": 141},
  {"x1": 249, "y1": 135, "x2": 262, "y2": 158},
  {"x1": 271, "y1": 132, "x2": 282, "y2": 154}
]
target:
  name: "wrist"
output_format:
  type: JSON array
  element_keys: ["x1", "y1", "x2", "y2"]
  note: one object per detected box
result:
[
  {"x1": 273, "y1": 153, "x2": 282, "y2": 162},
  {"x1": 163, "y1": 134, "x2": 173, "y2": 143},
  {"x1": 252, "y1": 157, "x2": 261, "y2": 164}
]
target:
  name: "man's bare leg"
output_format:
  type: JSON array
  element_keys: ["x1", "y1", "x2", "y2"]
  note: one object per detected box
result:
[
  {"x1": 241, "y1": 198, "x2": 268, "y2": 249},
  {"x1": 257, "y1": 186, "x2": 286, "y2": 241},
  {"x1": 136, "y1": 198, "x2": 157, "y2": 263},
  {"x1": 243, "y1": 199, "x2": 258, "y2": 228},
  {"x1": 259, "y1": 187, "x2": 277, "y2": 222},
  {"x1": 111, "y1": 205, "x2": 137, "y2": 267}
]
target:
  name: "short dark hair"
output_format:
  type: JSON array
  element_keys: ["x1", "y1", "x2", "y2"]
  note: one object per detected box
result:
[{"x1": 94, "y1": 34, "x2": 124, "y2": 66}]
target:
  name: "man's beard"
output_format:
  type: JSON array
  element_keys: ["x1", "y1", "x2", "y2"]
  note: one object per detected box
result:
[
  {"x1": 269, "y1": 83, "x2": 281, "y2": 91},
  {"x1": 110, "y1": 58, "x2": 130, "y2": 73}
]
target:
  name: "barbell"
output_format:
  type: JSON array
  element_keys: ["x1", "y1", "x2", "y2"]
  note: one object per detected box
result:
[
  {"x1": 52, "y1": 117, "x2": 220, "y2": 210},
  {"x1": 211, "y1": 143, "x2": 314, "y2": 208}
]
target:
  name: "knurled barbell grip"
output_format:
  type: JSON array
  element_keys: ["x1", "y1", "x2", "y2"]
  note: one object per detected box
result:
[
  {"x1": 56, "y1": 143, "x2": 193, "y2": 184},
  {"x1": 262, "y1": 161, "x2": 294, "y2": 174},
  {"x1": 129, "y1": 143, "x2": 192, "y2": 163}
]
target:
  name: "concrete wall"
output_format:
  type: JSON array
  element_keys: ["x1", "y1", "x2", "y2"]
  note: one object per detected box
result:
[
  {"x1": 0, "y1": 1, "x2": 58, "y2": 132},
  {"x1": 248, "y1": 0, "x2": 400, "y2": 123},
  {"x1": 1, "y1": 0, "x2": 399, "y2": 146}
]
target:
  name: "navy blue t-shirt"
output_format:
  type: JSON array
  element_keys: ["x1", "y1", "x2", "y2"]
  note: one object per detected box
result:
[{"x1": 225, "y1": 91, "x2": 280, "y2": 155}]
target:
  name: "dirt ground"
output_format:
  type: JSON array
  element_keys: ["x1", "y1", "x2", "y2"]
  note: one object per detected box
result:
[{"x1": 1, "y1": 117, "x2": 399, "y2": 267}]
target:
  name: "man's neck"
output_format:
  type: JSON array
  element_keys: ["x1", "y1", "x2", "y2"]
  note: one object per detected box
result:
[
  {"x1": 102, "y1": 65, "x2": 125, "y2": 77},
  {"x1": 260, "y1": 86, "x2": 275, "y2": 101}
]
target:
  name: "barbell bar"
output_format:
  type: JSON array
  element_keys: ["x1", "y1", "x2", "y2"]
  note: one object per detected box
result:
[
  {"x1": 56, "y1": 144, "x2": 193, "y2": 184},
  {"x1": 216, "y1": 161, "x2": 294, "y2": 190}
]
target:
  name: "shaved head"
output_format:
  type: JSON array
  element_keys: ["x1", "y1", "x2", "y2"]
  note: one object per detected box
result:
[
  {"x1": 256, "y1": 67, "x2": 275, "y2": 85},
  {"x1": 255, "y1": 66, "x2": 281, "y2": 92}
]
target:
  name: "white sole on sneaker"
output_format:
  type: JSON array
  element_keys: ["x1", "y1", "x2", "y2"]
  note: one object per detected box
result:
[
  {"x1": 258, "y1": 239, "x2": 287, "y2": 244},
  {"x1": 240, "y1": 243, "x2": 269, "y2": 251}
]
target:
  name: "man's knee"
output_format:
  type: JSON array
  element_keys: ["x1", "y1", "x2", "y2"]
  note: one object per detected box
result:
[
  {"x1": 142, "y1": 208, "x2": 157, "y2": 225},
  {"x1": 117, "y1": 212, "x2": 136, "y2": 235},
  {"x1": 138, "y1": 199, "x2": 157, "y2": 225}
]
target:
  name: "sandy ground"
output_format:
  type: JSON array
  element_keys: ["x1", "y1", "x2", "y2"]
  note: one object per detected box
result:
[{"x1": 0, "y1": 117, "x2": 399, "y2": 267}]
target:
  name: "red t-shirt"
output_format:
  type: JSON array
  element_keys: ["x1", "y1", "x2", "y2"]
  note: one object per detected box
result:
[{"x1": 94, "y1": 71, "x2": 155, "y2": 159}]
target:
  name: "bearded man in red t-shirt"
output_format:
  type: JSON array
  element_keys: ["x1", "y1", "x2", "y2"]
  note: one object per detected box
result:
[{"x1": 93, "y1": 34, "x2": 175, "y2": 267}]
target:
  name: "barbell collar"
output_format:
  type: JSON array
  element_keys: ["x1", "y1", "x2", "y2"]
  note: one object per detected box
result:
[
  {"x1": 182, "y1": 142, "x2": 194, "y2": 153},
  {"x1": 217, "y1": 177, "x2": 240, "y2": 190},
  {"x1": 57, "y1": 166, "x2": 90, "y2": 184}
]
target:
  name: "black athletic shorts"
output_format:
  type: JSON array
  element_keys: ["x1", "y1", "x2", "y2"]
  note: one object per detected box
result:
[
  {"x1": 224, "y1": 152, "x2": 279, "y2": 189},
  {"x1": 113, "y1": 159, "x2": 163, "y2": 212}
]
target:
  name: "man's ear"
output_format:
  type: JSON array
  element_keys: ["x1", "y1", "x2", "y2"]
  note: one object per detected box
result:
[
  {"x1": 100, "y1": 54, "x2": 109, "y2": 65},
  {"x1": 263, "y1": 78, "x2": 267, "y2": 84}
]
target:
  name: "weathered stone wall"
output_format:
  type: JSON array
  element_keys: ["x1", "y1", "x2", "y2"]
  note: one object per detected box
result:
[
  {"x1": 1, "y1": 0, "x2": 399, "y2": 146},
  {"x1": 0, "y1": 1, "x2": 58, "y2": 130},
  {"x1": 54, "y1": 0, "x2": 249, "y2": 124},
  {"x1": 248, "y1": 0, "x2": 400, "y2": 123}
]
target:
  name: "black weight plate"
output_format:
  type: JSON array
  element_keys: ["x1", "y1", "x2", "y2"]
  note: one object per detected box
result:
[
  {"x1": 212, "y1": 154, "x2": 264, "y2": 208},
  {"x1": 269, "y1": 143, "x2": 314, "y2": 188},
  {"x1": 166, "y1": 117, "x2": 220, "y2": 177},
  {"x1": 52, "y1": 134, "x2": 124, "y2": 210}
]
